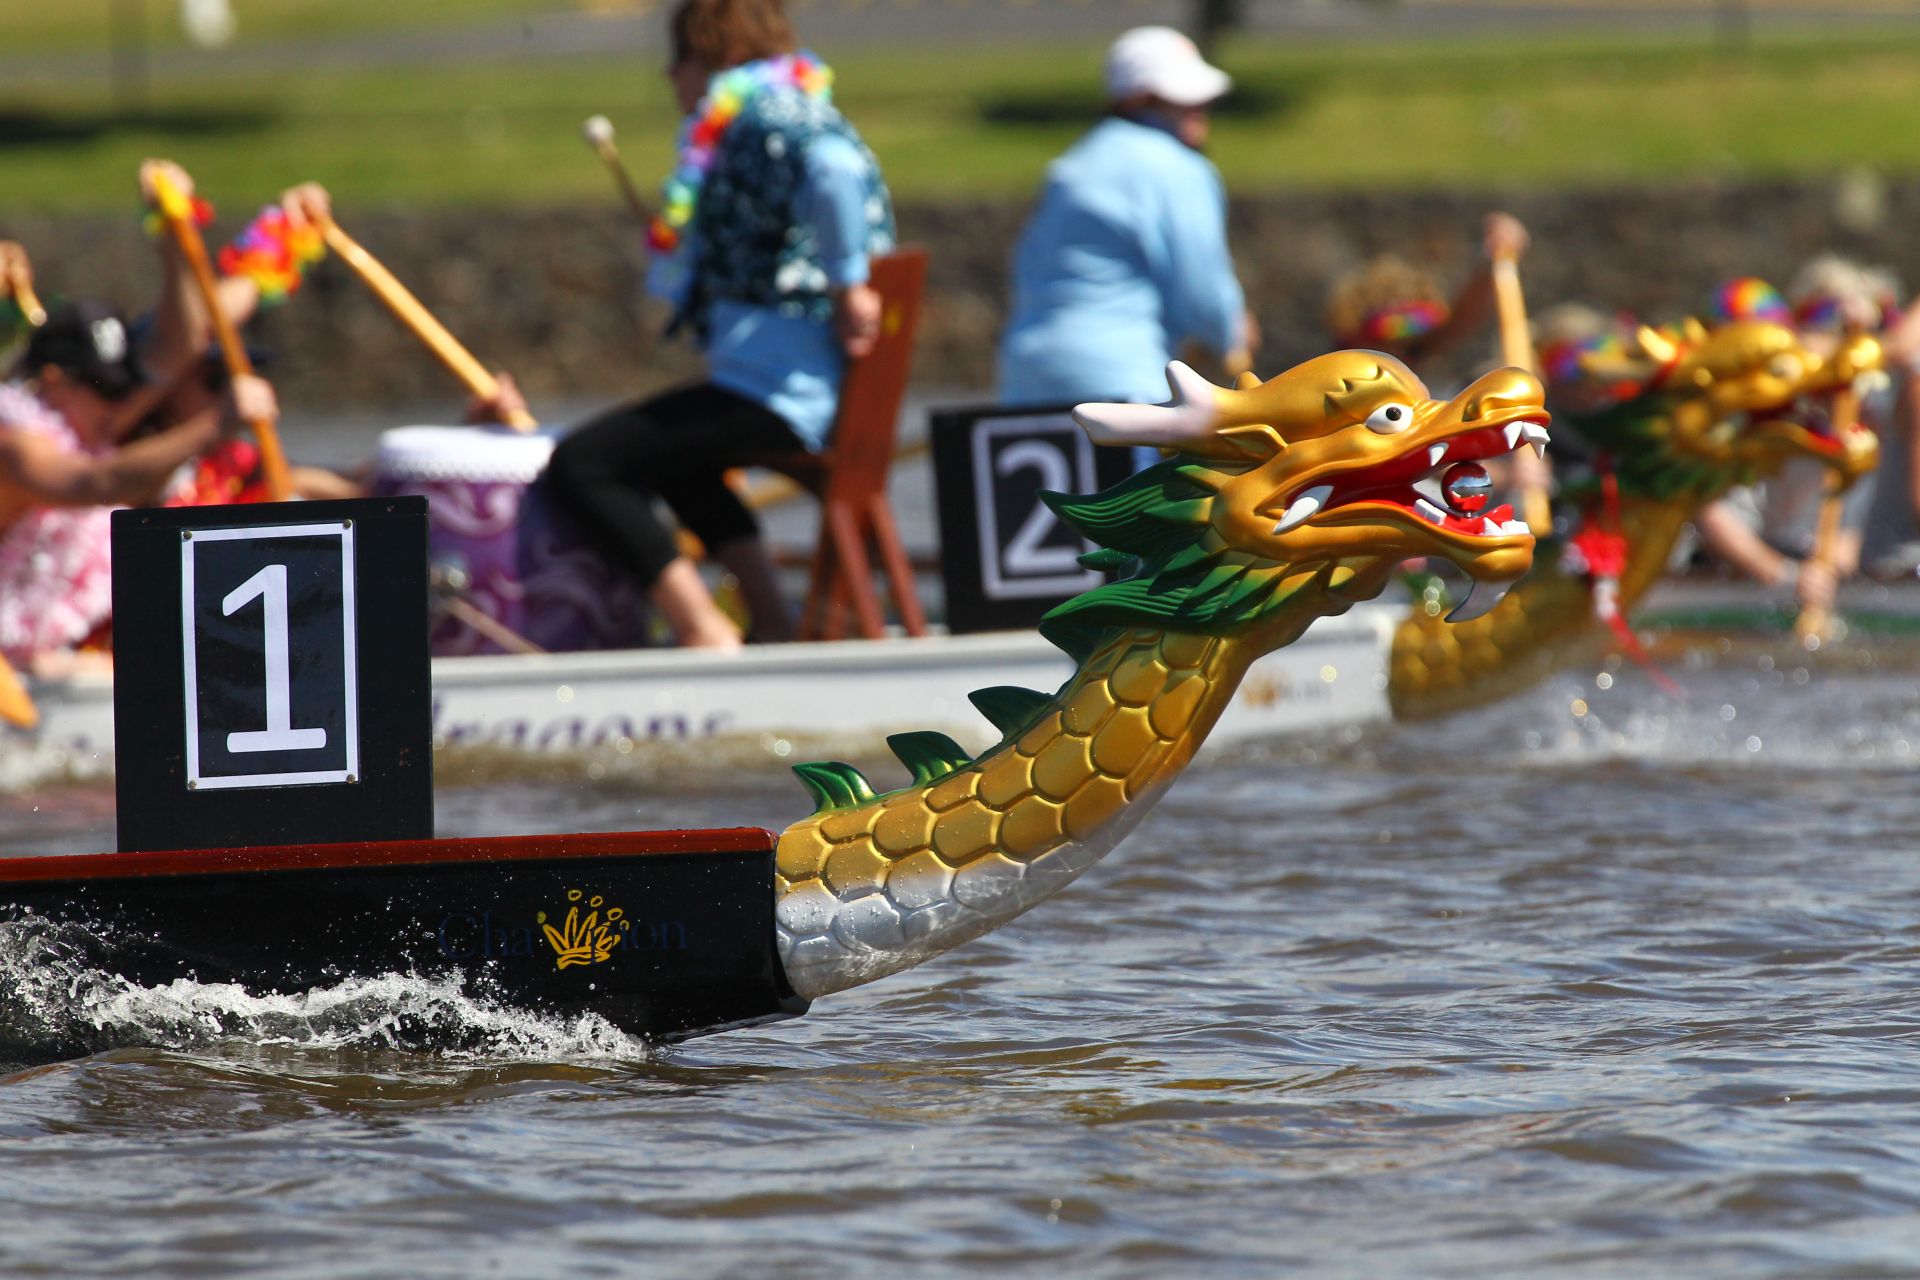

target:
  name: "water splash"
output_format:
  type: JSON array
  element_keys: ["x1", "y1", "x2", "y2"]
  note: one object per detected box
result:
[
  {"x1": 0, "y1": 914, "x2": 658, "y2": 1064},
  {"x1": 1495, "y1": 662, "x2": 1920, "y2": 772}
]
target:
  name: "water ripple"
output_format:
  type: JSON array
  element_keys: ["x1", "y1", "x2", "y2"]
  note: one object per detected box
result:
[{"x1": 1, "y1": 660, "x2": 1918, "y2": 1276}]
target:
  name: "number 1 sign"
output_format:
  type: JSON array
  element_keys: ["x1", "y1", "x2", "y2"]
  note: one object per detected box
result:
[
  {"x1": 181, "y1": 522, "x2": 357, "y2": 789},
  {"x1": 113, "y1": 498, "x2": 432, "y2": 852}
]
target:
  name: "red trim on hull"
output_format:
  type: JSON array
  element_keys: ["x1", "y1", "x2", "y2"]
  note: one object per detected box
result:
[{"x1": 0, "y1": 828, "x2": 776, "y2": 884}]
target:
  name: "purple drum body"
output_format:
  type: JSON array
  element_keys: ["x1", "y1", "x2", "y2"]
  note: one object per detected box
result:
[
  {"x1": 373, "y1": 427, "x2": 648, "y2": 655},
  {"x1": 518, "y1": 476, "x2": 651, "y2": 653}
]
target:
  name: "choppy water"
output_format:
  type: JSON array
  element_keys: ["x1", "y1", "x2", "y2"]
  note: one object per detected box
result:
[{"x1": 2, "y1": 643, "x2": 1919, "y2": 1278}]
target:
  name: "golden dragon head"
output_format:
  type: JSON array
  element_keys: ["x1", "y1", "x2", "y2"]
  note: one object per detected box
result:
[
  {"x1": 1576, "y1": 317, "x2": 1880, "y2": 495},
  {"x1": 1052, "y1": 351, "x2": 1547, "y2": 635},
  {"x1": 1770, "y1": 326, "x2": 1884, "y2": 489}
]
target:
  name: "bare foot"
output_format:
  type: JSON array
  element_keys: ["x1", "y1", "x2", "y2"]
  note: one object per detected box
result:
[{"x1": 649, "y1": 557, "x2": 743, "y2": 650}]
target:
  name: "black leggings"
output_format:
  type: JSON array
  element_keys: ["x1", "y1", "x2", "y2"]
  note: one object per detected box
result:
[{"x1": 544, "y1": 383, "x2": 808, "y2": 588}]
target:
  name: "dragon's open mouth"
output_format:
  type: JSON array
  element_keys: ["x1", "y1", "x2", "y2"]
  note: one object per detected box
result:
[
  {"x1": 1782, "y1": 396, "x2": 1845, "y2": 454},
  {"x1": 1268, "y1": 418, "x2": 1551, "y2": 539}
]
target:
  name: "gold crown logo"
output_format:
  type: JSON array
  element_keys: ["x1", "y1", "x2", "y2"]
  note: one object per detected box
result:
[{"x1": 539, "y1": 889, "x2": 630, "y2": 969}]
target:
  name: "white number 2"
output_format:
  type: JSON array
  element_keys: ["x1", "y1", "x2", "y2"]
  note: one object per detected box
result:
[
  {"x1": 996, "y1": 440, "x2": 1083, "y2": 576},
  {"x1": 222, "y1": 563, "x2": 327, "y2": 754}
]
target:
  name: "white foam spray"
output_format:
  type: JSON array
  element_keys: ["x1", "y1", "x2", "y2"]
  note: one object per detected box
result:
[{"x1": 0, "y1": 914, "x2": 659, "y2": 1063}]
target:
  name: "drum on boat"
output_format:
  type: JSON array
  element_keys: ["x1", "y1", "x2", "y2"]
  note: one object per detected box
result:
[{"x1": 373, "y1": 426, "x2": 647, "y2": 655}]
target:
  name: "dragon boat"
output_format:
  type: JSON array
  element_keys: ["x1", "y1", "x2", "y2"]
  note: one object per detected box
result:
[
  {"x1": 0, "y1": 350, "x2": 1544, "y2": 1047},
  {"x1": 2, "y1": 402, "x2": 1400, "y2": 776},
  {"x1": 2, "y1": 608, "x2": 1397, "y2": 779},
  {"x1": 1389, "y1": 316, "x2": 1882, "y2": 719}
]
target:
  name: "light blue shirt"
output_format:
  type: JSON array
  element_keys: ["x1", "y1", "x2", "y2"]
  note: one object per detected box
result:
[
  {"x1": 998, "y1": 116, "x2": 1247, "y2": 408},
  {"x1": 646, "y1": 134, "x2": 873, "y2": 449}
]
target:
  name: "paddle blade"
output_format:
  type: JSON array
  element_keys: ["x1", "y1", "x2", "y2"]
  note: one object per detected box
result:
[{"x1": 0, "y1": 653, "x2": 39, "y2": 729}]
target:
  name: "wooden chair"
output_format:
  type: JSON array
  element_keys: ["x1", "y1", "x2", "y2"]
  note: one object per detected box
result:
[{"x1": 750, "y1": 246, "x2": 930, "y2": 641}]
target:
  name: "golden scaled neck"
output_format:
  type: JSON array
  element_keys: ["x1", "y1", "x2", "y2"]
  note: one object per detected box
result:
[
  {"x1": 1613, "y1": 490, "x2": 1716, "y2": 610},
  {"x1": 1031, "y1": 556, "x2": 1398, "y2": 764},
  {"x1": 767, "y1": 555, "x2": 1405, "y2": 1002}
]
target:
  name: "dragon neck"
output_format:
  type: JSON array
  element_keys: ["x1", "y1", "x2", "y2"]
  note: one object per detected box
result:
[
  {"x1": 773, "y1": 573, "x2": 1348, "y2": 1001},
  {"x1": 1614, "y1": 491, "x2": 1700, "y2": 610},
  {"x1": 1388, "y1": 484, "x2": 1718, "y2": 718}
]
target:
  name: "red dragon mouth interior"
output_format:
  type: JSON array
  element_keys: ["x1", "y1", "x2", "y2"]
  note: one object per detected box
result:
[
  {"x1": 1781, "y1": 397, "x2": 1845, "y2": 454},
  {"x1": 1270, "y1": 417, "x2": 1551, "y2": 539}
]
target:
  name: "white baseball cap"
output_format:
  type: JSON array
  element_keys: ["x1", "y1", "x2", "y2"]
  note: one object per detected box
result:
[{"x1": 1105, "y1": 26, "x2": 1232, "y2": 107}]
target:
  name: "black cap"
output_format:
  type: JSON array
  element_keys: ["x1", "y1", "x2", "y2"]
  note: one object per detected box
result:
[{"x1": 19, "y1": 299, "x2": 144, "y2": 401}]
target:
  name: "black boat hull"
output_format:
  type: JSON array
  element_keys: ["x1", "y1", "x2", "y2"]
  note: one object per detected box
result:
[{"x1": 0, "y1": 830, "x2": 806, "y2": 1045}]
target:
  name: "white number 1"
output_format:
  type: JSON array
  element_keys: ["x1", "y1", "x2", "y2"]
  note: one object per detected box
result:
[{"x1": 222, "y1": 563, "x2": 328, "y2": 754}]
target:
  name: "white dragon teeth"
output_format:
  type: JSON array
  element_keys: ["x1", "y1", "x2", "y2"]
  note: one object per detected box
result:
[
  {"x1": 1522, "y1": 423, "x2": 1551, "y2": 458},
  {"x1": 1447, "y1": 577, "x2": 1513, "y2": 622},
  {"x1": 1501, "y1": 519, "x2": 1531, "y2": 536},
  {"x1": 1504, "y1": 422, "x2": 1525, "y2": 449},
  {"x1": 1427, "y1": 442, "x2": 1447, "y2": 467},
  {"x1": 1274, "y1": 483, "x2": 1333, "y2": 533},
  {"x1": 1414, "y1": 497, "x2": 1448, "y2": 526}
]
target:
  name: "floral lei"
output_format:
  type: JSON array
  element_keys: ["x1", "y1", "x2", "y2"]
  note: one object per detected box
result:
[
  {"x1": 218, "y1": 206, "x2": 326, "y2": 307},
  {"x1": 1352, "y1": 298, "x2": 1449, "y2": 347},
  {"x1": 647, "y1": 51, "x2": 833, "y2": 256}
]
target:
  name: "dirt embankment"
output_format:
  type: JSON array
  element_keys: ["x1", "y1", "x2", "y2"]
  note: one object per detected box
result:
[{"x1": 8, "y1": 173, "x2": 1912, "y2": 408}]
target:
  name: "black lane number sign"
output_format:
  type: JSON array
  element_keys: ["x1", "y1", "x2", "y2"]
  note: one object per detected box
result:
[
  {"x1": 182, "y1": 521, "x2": 358, "y2": 790},
  {"x1": 932, "y1": 405, "x2": 1135, "y2": 634},
  {"x1": 974, "y1": 413, "x2": 1104, "y2": 601}
]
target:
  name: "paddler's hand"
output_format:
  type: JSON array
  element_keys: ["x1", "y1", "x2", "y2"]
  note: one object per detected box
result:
[
  {"x1": 1484, "y1": 211, "x2": 1529, "y2": 262},
  {"x1": 834, "y1": 282, "x2": 882, "y2": 359},
  {"x1": 1790, "y1": 556, "x2": 1836, "y2": 615},
  {"x1": 138, "y1": 159, "x2": 195, "y2": 208},
  {"x1": 225, "y1": 372, "x2": 279, "y2": 436},
  {"x1": 278, "y1": 182, "x2": 332, "y2": 230},
  {"x1": 464, "y1": 370, "x2": 530, "y2": 426}
]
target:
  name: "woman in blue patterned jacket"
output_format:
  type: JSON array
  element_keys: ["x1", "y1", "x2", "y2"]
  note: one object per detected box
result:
[{"x1": 546, "y1": 0, "x2": 894, "y2": 648}]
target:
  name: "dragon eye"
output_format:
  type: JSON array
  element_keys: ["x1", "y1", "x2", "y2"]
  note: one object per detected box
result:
[
  {"x1": 1769, "y1": 354, "x2": 1803, "y2": 381},
  {"x1": 1364, "y1": 402, "x2": 1415, "y2": 434}
]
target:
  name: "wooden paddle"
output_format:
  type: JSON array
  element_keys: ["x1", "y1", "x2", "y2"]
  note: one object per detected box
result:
[
  {"x1": 1793, "y1": 385, "x2": 1859, "y2": 645},
  {"x1": 148, "y1": 170, "x2": 295, "y2": 502},
  {"x1": 5, "y1": 252, "x2": 46, "y2": 328},
  {"x1": 318, "y1": 219, "x2": 539, "y2": 432},
  {"x1": 582, "y1": 115, "x2": 653, "y2": 226},
  {"x1": 0, "y1": 655, "x2": 37, "y2": 731},
  {"x1": 1491, "y1": 250, "x2": 1554, "y2": 537}
]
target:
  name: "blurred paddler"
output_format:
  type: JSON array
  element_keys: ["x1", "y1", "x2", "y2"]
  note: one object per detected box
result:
[
  {"x1": 545, "y1": 0, "x2": 895, "y2": 650},
  {"x1": 996, "y1": 25, "x2": 1256, "y2": 469},
  {"x1": 1324, "y1": 211, "x2": 1553, "y2": 533}
]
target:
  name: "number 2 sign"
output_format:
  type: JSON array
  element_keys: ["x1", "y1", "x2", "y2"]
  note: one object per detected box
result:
[
  {"x1": 931, "y1": 405, "x2": 1136, "y2": 635},
  {"x1": 112, "y1": 498, "x2": 432, "y2": 852},
  {"x1": 181, "y1": 522, "x2": 357, "y2": 789}
]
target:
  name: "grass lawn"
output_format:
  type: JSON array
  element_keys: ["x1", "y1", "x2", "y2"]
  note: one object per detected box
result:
[
  {"x1": 0, "y1": 0, "x2": 558, "y2": 55},
  {"x1": 4, "y1": 24, "x2": 1920, "y2": 211}
]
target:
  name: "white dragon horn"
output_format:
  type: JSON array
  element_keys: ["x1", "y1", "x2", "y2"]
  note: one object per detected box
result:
[{"x1": 1072, "y1": 361, "x2": 1222, "y2": 447}]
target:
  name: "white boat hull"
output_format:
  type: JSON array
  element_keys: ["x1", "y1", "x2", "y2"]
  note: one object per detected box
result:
[{"x1": 3, "y1": 607, "x2": 1396, "y2": 782}]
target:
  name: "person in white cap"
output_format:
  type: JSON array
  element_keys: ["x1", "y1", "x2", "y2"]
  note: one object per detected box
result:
[{"x1": 997, "y1": 26, "x2": 1255, "y2": 436}]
